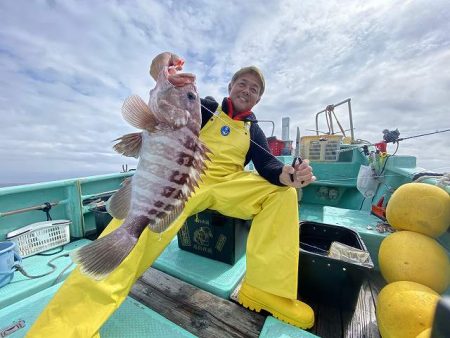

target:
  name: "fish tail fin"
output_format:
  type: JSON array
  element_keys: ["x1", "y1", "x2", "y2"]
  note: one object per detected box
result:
[{"x1": 70, "y1": 228, "x2": 137, "y2": 280}]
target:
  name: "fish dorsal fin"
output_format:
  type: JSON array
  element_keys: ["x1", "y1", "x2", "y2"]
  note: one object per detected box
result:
[
  {"x1": 149, "y1": 204, "x2": 184, "y2": 233},
  {"x1": 122, "y1": 95, "x2": 158, "y2": 131},
  {"x1": 113, "y1": 132, "x2": 143, "y2": 158},
  {"x1": 106, "y1": 178, "x2": 132, "y2": 220}
]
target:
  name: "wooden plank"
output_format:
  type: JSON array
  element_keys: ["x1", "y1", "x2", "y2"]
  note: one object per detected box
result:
[
  {"x1": 342, "y1": 281, "x2": 380, "y2": 338},
  {"x1": 367, "y1": 271, "x2": 387, "y2": 307},
  {"x1": 130, "y1": 268, "x2": 266, "y2": 338},
  {"x1": 302, "y1": 270, "x2": 384, "y2": 337},
  {"x1": 311, "y1": 302, "x2": 342, "y2": 338},
  {"x1": 340, "y1": 271, "x2": 385, "y2": 338},
  {"x1": 129, "y1": 267, "x2": 384, "y2": 338}
]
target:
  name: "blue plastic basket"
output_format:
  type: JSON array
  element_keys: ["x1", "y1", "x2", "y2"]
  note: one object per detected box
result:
[{"x1": 0, "y1": 241, "x2": 22, "y2": 288}]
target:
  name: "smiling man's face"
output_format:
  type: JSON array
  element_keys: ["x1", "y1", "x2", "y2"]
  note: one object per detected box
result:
[{"x1": 228, "y1": 72, "x2": 262, "y2": 113}]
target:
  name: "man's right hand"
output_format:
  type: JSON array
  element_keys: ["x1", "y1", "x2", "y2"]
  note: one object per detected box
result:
[
  {"x1": 279, "y1": 159, "x2": 316, "y2": 188},
  {"x1": 149, "y1": 52, "x2": 183, "y2": 81}
]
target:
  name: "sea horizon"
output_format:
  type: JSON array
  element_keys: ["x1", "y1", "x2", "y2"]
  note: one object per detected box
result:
[{"x1": 0, "y1": 182, "x2": 31, "y2": 188}]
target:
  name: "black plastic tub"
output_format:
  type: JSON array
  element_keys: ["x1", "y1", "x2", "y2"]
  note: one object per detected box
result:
[
  {"x1": 298, "y1": 221, "x2": 374, "y2": 311},
  {"x1": 93, "y1": 205, "x2": 113, "y2": 237},
  {"x1": 177, "y1": 209, "x2": 250, "y2": 265}
]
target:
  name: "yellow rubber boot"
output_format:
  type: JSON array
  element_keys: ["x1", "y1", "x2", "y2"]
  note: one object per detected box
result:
[{"x1": 238, "y1": 280, "x2": 314, "y2": 329}]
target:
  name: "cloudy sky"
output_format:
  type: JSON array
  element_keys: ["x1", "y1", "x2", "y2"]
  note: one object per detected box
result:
[{"x1": 0, "y1": 0, "x2": 449, "y2": 185}]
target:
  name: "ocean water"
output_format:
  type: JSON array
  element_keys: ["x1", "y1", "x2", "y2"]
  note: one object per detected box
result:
[{"x1": 0, "y1": 183, "x2": 27, "y2": 188}]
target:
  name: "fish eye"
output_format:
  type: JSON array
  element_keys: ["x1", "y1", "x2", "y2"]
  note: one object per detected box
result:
[{"x1": 187, "y1": 92, "x2": 197, "y2": 100}]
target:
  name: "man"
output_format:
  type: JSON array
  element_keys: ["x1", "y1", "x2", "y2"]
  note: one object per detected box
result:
[{"x1": 28, "y1": 52, "x2": 316, "y2": 337}]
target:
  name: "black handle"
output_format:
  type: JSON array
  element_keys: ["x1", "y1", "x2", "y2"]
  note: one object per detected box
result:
[{"x1": 290, "y1": 157, "x2": 303, "y2": 183}]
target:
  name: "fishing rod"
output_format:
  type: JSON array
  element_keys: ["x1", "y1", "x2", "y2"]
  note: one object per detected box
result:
[
  {"x1": 355, "y1": 127, "x2": 450, "y2": 158},
  {"x1": 396, "y1": 128, "x2": 450, "y2": 142},
  {"x1": 381, "y1": 128, "x2": 450, "y2": 144},
  {"x1": 201, "y1": 102, "x2": 449, "y2": 174}
]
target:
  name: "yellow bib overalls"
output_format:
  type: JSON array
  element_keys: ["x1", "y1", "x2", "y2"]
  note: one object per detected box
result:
[{"x1": 28, "y1": 108, "x2": 301, "y2": 337}]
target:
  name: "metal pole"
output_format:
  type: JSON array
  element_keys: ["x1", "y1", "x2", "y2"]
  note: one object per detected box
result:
[
  {"x1": 327, "y1": 110, "x2": 335, "y2": 135},
  {"x1": 257, "y1": 120, "x2": 275, "y2": 137},
  {"x1": 315, "y1": 98, "x2": 353, "y2": 138},
  {"x1": 332, "y1": 98, "x2": 351, "y2": 107},
  {"x1": 82, "y1": 190, "x2": 118, "y2": 203},
  {"x1": 0, "y1": 201, "x2": 59, "y2": 218},
  {"x1": 315, "y1": 110, "x2": 326, "y2": 136},
  {"x1": 347, "y1": 99, "x2": 354, "y2": 142}
]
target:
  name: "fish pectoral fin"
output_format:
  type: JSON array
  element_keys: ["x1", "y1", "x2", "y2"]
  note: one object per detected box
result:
[
  {"x1": 106, "y1": 178, "x2": 132, "y2": 220},
  {"x1": 158, "y1": 99, "x2": 190, "y2": 129},
  {"x1": 148, "y1": 204, "x2": 184, "y2": 233},
  {"x1": 113, "y1": 132, "x2": 142, "y2": 158},
  {"x1": 122, "y1": 95, "x2": 158, "y2": 131}
]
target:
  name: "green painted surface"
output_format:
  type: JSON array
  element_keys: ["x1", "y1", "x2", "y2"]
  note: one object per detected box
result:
[
  {"x1": 1, "y1": 149, "x2": 449, "y2": 336},
  {"x1": 0, "y1": 239, "x2": 91, "y2": 309},
  {"x1": 0, "y1": 283, "x2": 196, "y2": 338},
  {"x1": 259, "y1": 316, "x2": 319, "y2": 338},
  {"x1": 153, "y1": 238, "x2": 246, "y2": 299}
]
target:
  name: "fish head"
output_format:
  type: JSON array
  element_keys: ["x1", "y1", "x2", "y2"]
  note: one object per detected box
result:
[
  {"x1": 150, "y1": 67, "x2": 201, "y2": 131},
  {"x1": 166, "y1": 81, "x2": 201, "y2": 127}
]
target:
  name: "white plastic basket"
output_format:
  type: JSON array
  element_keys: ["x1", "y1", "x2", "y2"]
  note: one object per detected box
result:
[{"x1": 6, "y1": 220, "x2": 71, "y2": 258}]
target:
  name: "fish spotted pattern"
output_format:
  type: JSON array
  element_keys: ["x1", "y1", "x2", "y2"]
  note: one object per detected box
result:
[{"x1": 71, "y1": 61, "x2": 210, "y2": 280}]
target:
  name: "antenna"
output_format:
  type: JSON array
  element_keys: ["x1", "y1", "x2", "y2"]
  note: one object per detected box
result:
[{"x1": 282, "y1": 117, "x2": 290, "y2": 141}]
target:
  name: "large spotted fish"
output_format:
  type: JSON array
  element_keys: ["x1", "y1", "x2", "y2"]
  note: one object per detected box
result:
[{"x1": 71, "y1": 61, "x2": 209, "y2": 279}]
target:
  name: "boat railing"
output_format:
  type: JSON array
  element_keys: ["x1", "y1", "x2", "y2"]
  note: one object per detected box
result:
[
  {"x1": 0, "y1": 172, "x2": 133, "y2": 240},
  {"x1": 315, "y1": 98, "x2": 355, "y2": 142}
]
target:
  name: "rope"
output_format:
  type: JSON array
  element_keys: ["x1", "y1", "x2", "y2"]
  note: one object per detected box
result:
[
  {"x1": 40, "y1": 202, "x2": 52, "y2": 221},
  {"x1": 331, "y1": 109, "x2": 346, "y2": 136},
  {"x1": 437, "y1": 173, "x2": 450, "y2": 189},
  {"x1": 325, "y1": 109, "x2": 332, "y2": 134},
  {"x1": 315, "y1": 170, "x2": 449, "y2": 184},
  {"x1": 13, "y1": 253, "x2": 72, "y2": 281},
  {"x1": 413, "y1": 171, "x2": 450, "y2": 190},
  {"x1": 413, "y1": 172, "x2": 444, "y2": 182}
]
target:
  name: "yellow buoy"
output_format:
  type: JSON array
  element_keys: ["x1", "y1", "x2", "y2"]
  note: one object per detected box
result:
[
  {"x1": 378, "y1": 231, "x2": 450, "y2": 294},
  {"x1": 386, "y1": 183, "x2": 450, "y2": 238},
  {"x1": 376, "y1": 281, "x2": 439, "y2": 338},
  {"x1": 415, "y1": 328, "x2": 432, "y2": 338}
]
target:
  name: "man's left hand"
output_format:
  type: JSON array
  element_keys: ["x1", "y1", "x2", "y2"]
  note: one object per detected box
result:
[
  {"x1": 279, "y1": 159, "x2": 316, "y2": 188},
  {"x1": 149, "y1": 52, "x2": 183, "y2": 81}
]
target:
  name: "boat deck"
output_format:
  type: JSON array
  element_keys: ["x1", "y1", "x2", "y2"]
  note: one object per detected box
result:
[{"x1": 130, "y1": 267, "x2": 386, "y2": 338}]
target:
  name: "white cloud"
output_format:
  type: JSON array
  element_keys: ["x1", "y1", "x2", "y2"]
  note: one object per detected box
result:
[{"x1": 0, "y1": 0, "x2": 449, "y2": 185}]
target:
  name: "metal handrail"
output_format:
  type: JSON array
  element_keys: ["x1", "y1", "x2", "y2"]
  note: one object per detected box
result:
[
  {"x1": 0, "y1": 201, "x2": 60, "y2": 218},
  {"x1": 82, "y1": 189, "x2": 117, "y2": 204},
  {"x1": 315, "y1": 98, "x2": 355, "y2": 142},
  {"x1": 257, "y1": 120, "x2": 275, "y2": 137}
]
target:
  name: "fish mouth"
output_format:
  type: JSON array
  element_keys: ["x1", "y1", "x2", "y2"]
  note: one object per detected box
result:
[{"x1": 168, "y1": 72, "x2": 196, "y2": 87}]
